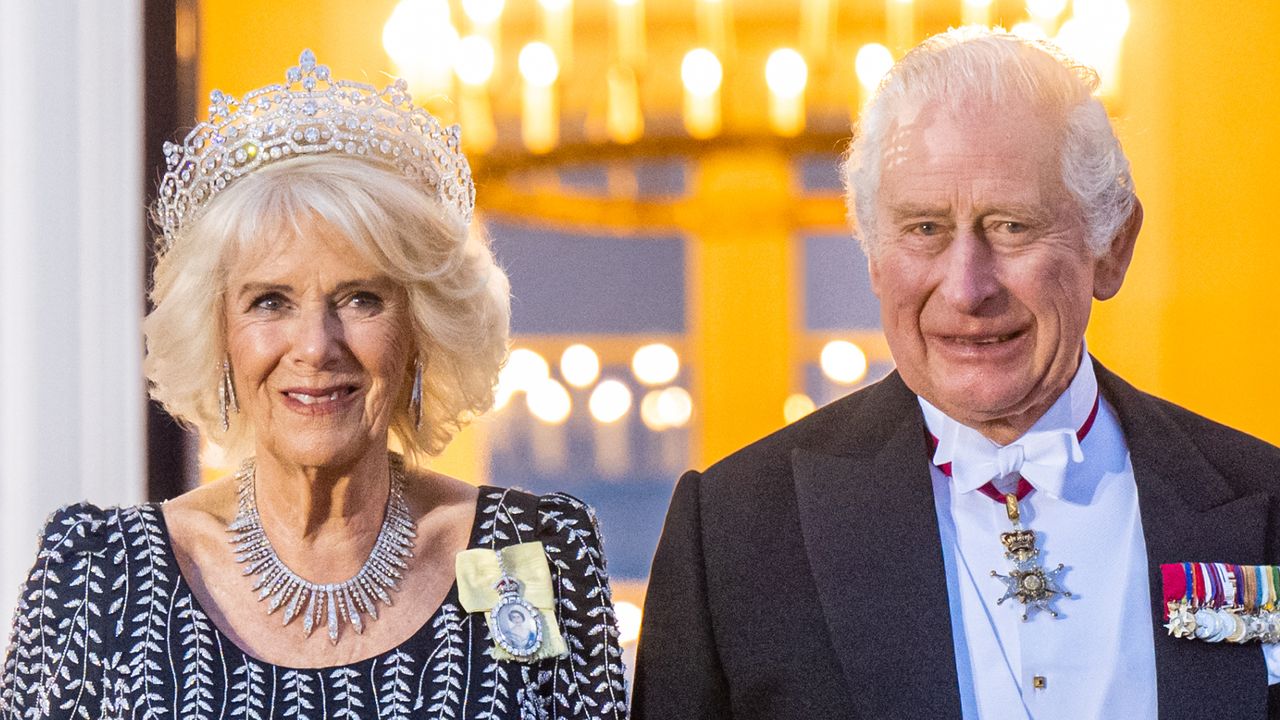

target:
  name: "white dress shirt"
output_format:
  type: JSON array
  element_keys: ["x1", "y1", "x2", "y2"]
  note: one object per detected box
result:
[{"x1": 920, "y1": 358, "x2": 1157, "y2": 719}]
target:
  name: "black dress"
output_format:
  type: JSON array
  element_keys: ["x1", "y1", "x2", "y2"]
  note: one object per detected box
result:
[{"x1": 1, "y1": 487, "x2": 629, "y2": 719}]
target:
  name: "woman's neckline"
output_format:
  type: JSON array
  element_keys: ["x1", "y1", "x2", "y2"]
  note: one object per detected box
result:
[{"x1": 150, "y1": 484, "x2": 494, "y2": 672}]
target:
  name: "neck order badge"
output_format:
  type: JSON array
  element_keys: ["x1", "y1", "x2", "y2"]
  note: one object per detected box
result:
[{"x1": 933, "y1": 392, "x2": 1100, "y2": 621}]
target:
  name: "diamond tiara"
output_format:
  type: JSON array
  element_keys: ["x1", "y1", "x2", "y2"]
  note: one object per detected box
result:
[{"x1": 155, "y1": 49, "x2": 475, "y2": 253}]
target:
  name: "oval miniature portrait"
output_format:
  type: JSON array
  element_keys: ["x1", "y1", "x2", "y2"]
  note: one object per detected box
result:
[{"x1": 492, "y1": 598, "x2": 543, "y2": 657}]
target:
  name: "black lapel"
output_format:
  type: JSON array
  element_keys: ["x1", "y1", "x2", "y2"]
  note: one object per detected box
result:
[
  {"x1": 792, "y1": 373, "x2": 962, "y2": 718},
  {"x1": 1097, "y1": 361, "x2": 1270, "y2": 719}
]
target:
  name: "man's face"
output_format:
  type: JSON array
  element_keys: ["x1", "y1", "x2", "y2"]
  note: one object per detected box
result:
[{"x1": 868, "y1": 100, "x2": 1136, "y2": 442}]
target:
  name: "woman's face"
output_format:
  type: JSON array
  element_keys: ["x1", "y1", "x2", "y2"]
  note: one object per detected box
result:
[{"x1": 223, "y1": 219, "x2": 413, "y2": 471}]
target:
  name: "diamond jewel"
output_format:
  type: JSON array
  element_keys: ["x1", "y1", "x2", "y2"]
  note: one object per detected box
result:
[
  {"x1": 227, "y1": 454, "x2": 415, "y2": 644},
  {"x1": 155, "y1": 49, "x2": 474, "y2": 253}
]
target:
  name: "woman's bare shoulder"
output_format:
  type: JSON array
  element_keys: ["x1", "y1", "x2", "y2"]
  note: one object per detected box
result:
[
  {"x1": 161, "y1": 474, "x2": 240, "y2": 553},
  {"x1": 403, "y1": 467, "x2": 480, "y2": 521}
]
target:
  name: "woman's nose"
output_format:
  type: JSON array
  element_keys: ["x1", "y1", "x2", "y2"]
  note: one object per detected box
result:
[{"x1": 291, "y1": 304, "x2": 345, "y2": 368}]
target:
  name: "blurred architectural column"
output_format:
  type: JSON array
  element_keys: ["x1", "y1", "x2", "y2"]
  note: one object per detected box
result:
[{"x1": 0, "y1": 0, "x2": 145, "y2": 639}]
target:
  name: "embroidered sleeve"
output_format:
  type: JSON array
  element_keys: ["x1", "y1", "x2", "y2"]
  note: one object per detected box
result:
[
  {"x1": 536, "y1": 493, "x2": 629, "y2": 720},
  {"x1": 1, "y1": 503, "x2": 111, "y2": 720}
]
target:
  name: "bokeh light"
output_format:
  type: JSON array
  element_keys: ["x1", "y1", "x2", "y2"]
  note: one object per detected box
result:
[
  {"x1": 614, "y1": 601, "x2": 642, "y2": 644},
  {"x1": 383, "y1": 0, "x2": 459, "y2": 84},
  {"x1": 855, "y1": 43, "x2": 894, "y2": 90},
  {"x1": 461, "y1": 0, "x2": 504, "y2": 25},
  {"x1": 560, "y1": 344, "x2": 601, "y2": 388},
  {"x1": 784, "y1": 393, "x2": 817, "y2": 423},
  {"x1": 589, "y1": 380, "x2": 633, "y2": 423},
  {"x1": 455, "y1": 35, "x2": 496, "y2": 86},
  {"x1": 765, "y1": 48, "x2": 808, "y2": 98},
  {"x1": 527, "y1": 378, "x2": 572, "y2": 424},
  {"x1": 820, "y1": 340, "x2": 868, "y2": 385},
  {"x1": 1026, "y1": 0, "x2": 1069, "y2": 19},
  {"x1": 682, "y1": 48, "x2": 723, "y2": 98},
  {"x1": 632, "y1": 343, "x2": 680, "y2": 386},
  {"x1": 519, "y1": 42, "x2": 560, "y2": 87},
  {"x1": 656, "y1": 387, "x2": 693, "y2": 428}
]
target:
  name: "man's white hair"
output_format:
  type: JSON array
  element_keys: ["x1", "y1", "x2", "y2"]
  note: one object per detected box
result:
[{"x1": 842, "y1": 27, "x2": 1135, "y2": 256}]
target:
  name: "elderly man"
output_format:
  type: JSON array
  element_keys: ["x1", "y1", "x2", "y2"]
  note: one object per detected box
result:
[{"x1": 632, "y1": 28, "x2": 1280, "y2": 719}]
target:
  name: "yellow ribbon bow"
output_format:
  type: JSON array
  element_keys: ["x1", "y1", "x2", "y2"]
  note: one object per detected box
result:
[{"x1": 455, "y1": 541, "x2": 567, "y2": 662}]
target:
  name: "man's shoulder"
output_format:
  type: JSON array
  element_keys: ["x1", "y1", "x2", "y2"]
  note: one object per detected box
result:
[{"x1": 1097, "y1": 361, "x2": 1280, "y2": 485}]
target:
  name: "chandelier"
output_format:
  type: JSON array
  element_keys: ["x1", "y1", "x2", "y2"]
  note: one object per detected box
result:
[{"x1": 381, "y1": 0, "x2": 1131, "y2": 161}]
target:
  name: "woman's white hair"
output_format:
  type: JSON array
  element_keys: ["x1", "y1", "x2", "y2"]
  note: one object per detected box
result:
[
  {"x1": 145, "y1": 154, "x2": 511, "y2": 461},
  {"x1": 842, "y1": 27, "x2": 1135, "y2": 256}
]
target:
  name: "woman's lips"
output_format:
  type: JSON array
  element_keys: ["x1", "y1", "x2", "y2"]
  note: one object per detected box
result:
[{"x1": 279, "y1": 385, "x2": 360, "y2": 414}]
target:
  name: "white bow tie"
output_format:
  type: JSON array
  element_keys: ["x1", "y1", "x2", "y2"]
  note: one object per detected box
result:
[{"x1": 947, "y1": 427, "x2": 1085, "y2": 499}]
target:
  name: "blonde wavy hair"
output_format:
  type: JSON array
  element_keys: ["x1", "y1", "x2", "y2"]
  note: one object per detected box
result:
[{"x1": 144, "y1": 154, "x2": 511, "y2": 461}]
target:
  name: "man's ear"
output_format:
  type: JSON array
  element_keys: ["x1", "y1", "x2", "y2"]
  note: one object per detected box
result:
[
  {"x1": 1093, "y1": 198, "x2": 1142, "y2": 301},
  {"x1": 865, "y1": 238, "x2": 882, "y2": 297}
]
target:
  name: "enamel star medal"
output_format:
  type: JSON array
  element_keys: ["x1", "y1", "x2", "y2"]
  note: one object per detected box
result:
[
  {"x1": 990, "y1": 492, "x2": 1072, "y2": 621},
  {"x1": 488, "y1": 554, "x2": 544, "y2": 659}
]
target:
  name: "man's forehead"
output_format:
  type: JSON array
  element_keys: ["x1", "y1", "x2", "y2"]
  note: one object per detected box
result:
[{"x1": 879, "y1": 100, "x2": 1062, "y2": 172}]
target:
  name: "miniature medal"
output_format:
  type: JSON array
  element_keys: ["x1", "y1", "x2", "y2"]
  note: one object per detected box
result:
[
  {"x1": 488, "y1": 555, "x2": 544, "y2": 659},
  {"x1": 990, "y1": 493, "x2": 1071, "y2": 621},
  {"x1": 1161, "y1": 562, "x2": 1280, "y2": 644}
]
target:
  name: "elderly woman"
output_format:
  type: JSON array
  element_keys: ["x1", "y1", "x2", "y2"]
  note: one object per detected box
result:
[{"x1": 1, "y1": 51, "x2": 627, "y2": 720}]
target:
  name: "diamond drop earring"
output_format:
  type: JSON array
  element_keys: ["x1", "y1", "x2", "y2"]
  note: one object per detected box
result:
[
  {"x1": 219, "y1": 357, "x2": 239, "y2": 432},
  {"x1": 410, "y1": 358, "x2": 424, "y2": 430}
]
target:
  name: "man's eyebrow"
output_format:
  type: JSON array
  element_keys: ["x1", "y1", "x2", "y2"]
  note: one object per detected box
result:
[{"x1": 886, "y1": 203, "x2": 951, "y2": 219}]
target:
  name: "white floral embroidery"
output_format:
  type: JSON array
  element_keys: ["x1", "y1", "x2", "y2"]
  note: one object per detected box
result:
[{"x1": 0, "y1": 492, "x2": 628, "y2": 719}]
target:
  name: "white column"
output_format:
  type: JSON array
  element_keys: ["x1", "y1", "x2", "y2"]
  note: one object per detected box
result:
[{"x1": 0, "y1": 0, "x2": 146, "y2": 650}]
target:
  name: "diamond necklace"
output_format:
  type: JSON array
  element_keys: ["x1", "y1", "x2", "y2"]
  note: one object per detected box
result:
[{"x1": 227, "y1": 453, "x2": 417, "y2": 644}]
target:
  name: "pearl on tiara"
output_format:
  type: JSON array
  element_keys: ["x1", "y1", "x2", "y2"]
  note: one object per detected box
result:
[{"x1": 155, "y1": 49, "x2": 475, "y2": 254}]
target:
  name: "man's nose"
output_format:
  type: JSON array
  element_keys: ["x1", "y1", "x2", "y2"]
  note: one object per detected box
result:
[{"x1": 937, "y1": 230, "x2": 1001, "y2": 313}]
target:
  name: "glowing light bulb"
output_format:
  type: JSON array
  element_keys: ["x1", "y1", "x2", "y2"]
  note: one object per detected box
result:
[
  {"x1": 560, "y1": 344, "x2": 601, "y2": 388},
  {"x1": 765, "y1": 48, "x2": 808, "y2": 99},
  {"x1": 631, "y1": 343, "x2": 680, "y2": 386},
  {"x1": 455, "y1": 35, "x2": 496, "y2": 86},
  {"x1": 527, "y1": 378, "x2": 571, "y2": 424},
  {"x1": 589, "y1": 380, "x2": 633, "y2": 423},
  {"x1": 519, "y1": 42, "x2": 560, "y2": 87},
  {"x1": 681, "y1": 48, "x2": 722, "y2": 98},
  {"x1": 820, "y1": 340, "x2": 868, "y2": 385},
  {"x1": 784, "y1": 393, "x2": 817, "y2": 423},
  {"x1": 854, "y1": 43, "x2": 894, "y2": 90}
]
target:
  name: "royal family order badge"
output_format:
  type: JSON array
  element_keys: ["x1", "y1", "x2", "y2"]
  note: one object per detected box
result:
[{"x1": 490, "y1": 573, "x2": 544, "y2": 659}]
